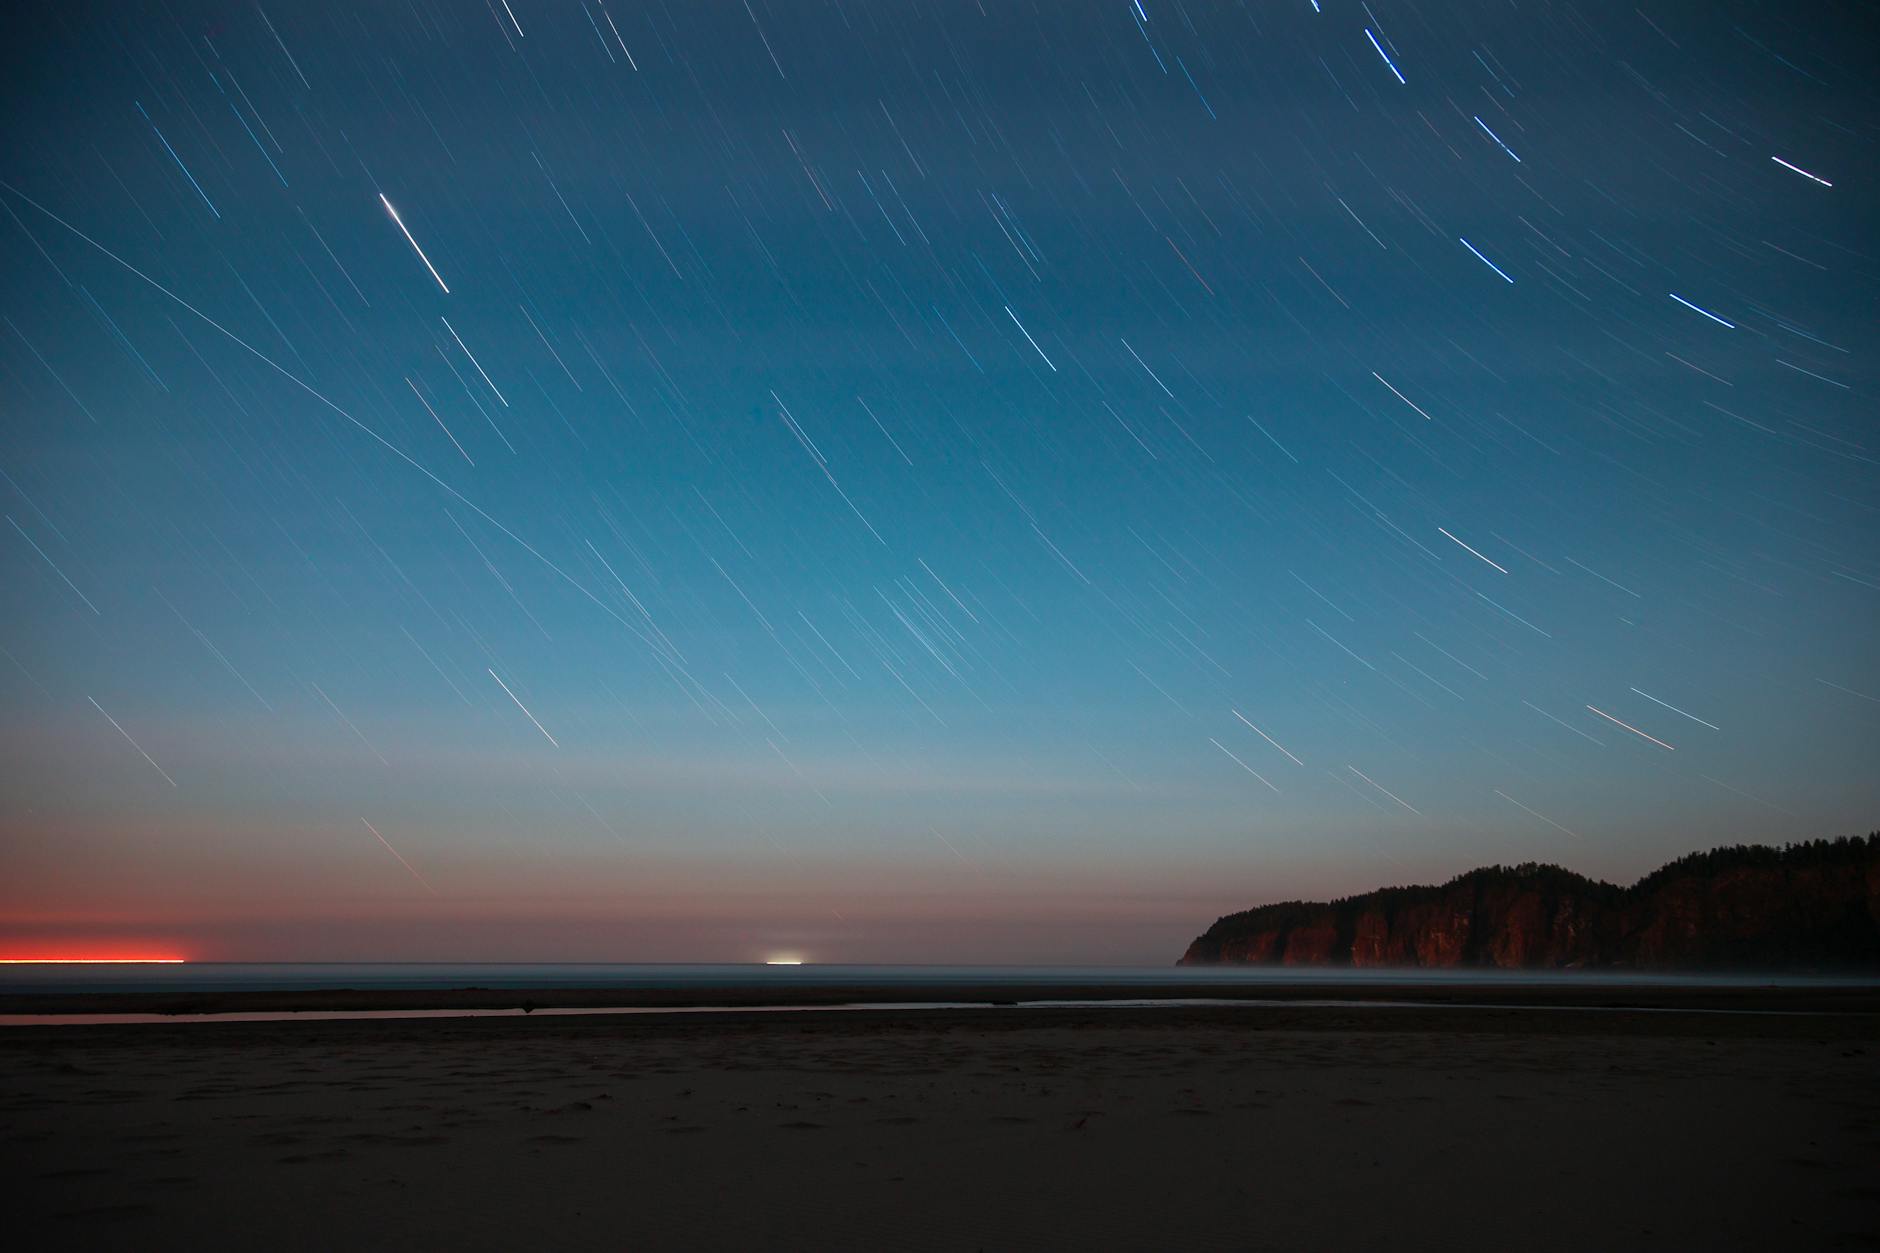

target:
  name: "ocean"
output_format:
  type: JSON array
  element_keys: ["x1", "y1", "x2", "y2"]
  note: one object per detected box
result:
[{"x1": 3, "y1": 961, "x2": 1870, "y2": 996}]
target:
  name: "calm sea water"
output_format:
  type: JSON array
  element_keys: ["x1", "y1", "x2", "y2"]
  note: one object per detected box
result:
[{"x1": 3, "y1": 962, "x2": 1870, "y2": 996}]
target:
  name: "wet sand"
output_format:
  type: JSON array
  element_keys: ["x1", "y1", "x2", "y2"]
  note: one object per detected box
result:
[{"x1": 4, "y1": 1001, "x2": 1877, "y2": 1251}]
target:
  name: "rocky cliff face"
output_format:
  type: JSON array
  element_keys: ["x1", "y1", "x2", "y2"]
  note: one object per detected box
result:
[{"x1": 1179, "y1": 834, "x2": 1880, "y2": 970}]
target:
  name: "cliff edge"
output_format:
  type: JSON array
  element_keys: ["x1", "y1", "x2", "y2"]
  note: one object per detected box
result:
[{"x1": 1179, "y1": 832, "x2": 1880, "y2": 970}]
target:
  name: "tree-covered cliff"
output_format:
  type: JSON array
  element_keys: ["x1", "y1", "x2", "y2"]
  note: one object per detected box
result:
[{"x1": 1180, "y1": 832, "x2": 1880, "y2": 970}]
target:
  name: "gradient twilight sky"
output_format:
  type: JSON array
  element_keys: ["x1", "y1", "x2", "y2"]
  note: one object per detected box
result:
[{"x1": 0, "y1": 1, "x2": 1874, "y2": 964}]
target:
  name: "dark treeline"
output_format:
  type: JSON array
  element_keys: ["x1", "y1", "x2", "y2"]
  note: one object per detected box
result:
[{"x1": 1181, "y1": 832, "x2": 1880, "y2": 970}]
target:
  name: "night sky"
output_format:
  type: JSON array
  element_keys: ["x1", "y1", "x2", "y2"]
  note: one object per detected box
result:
[{"x1": 1, "y1": 1, "x2": 1874, "y2": 964}]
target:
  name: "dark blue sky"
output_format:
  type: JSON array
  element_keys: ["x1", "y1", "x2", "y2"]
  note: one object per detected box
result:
[{"x1": 1, "y1": 1, "x2": 1874, "y2": 962}]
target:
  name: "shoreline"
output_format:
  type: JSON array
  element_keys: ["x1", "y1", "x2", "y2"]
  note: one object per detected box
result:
[
  {"x1": 5, "y1": 976, "x2": 1879, "y2": 1021},
  {"x1": 7, "y1": 1001, "x2": 1880, "y2": 1055}
]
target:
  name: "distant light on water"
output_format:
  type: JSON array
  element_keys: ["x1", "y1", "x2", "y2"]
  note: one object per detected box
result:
[{"x1": 764, "y1": 956, "x2": 805, "y2": 966}]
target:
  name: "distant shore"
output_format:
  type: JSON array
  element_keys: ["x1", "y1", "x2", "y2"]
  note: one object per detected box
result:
[{"x1": 6, "y1": 975, "x2": 1879, "y2": 1019}]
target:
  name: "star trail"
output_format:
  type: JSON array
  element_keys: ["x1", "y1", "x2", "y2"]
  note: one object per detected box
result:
[{"x1": 0, "y1": 1, "x2": 1873, "y2": 963}]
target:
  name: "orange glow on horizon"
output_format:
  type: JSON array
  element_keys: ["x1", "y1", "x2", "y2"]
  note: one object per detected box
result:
[{"x1": 0, "y1": 958, "x2": 186, "y2": 965}]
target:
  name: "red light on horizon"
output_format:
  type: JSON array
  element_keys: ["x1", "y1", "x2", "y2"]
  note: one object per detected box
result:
[{"x1": 0, "y1": 957, "x2": 187, "y2": 965}]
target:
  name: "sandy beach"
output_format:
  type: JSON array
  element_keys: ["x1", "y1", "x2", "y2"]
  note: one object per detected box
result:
[{"x1": 4, "y1": 998, "x2": 1877, "y2": 1251}]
